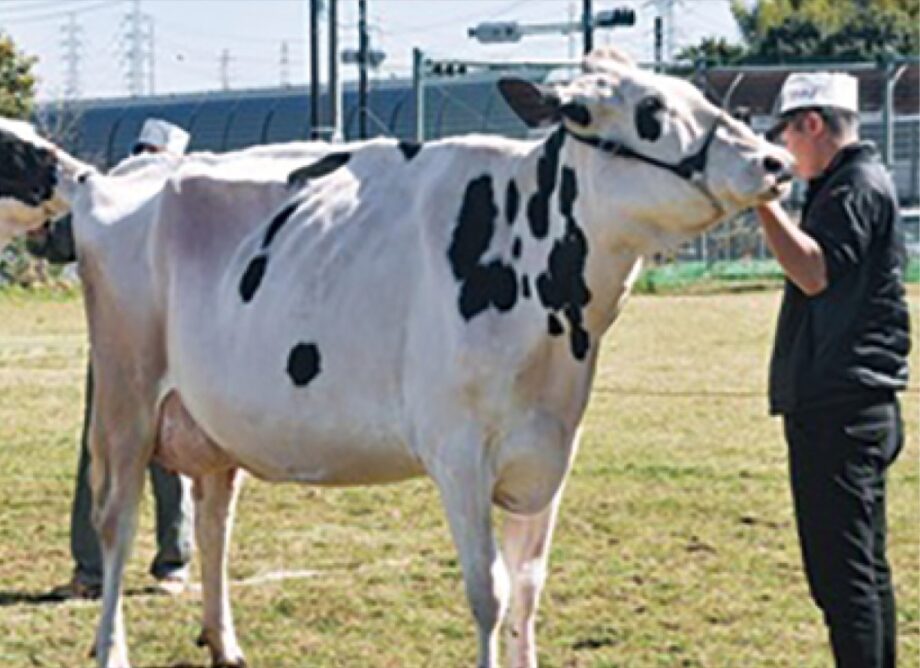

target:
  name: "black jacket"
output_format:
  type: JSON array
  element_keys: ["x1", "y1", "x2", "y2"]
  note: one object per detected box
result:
[
  {"x1": 769, "y1": 142, "x2": 911, "y2": 415},
  {"x1": 26, "y1": 215, "x2": 77, "y2": 264}
]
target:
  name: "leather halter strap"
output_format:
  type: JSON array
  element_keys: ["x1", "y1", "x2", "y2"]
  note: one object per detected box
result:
[{"x1": 564, "y1": 115, "x2": 726, "y2": 216}]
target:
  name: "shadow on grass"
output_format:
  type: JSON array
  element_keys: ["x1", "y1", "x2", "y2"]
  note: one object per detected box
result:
[{"x1": 0, "y1": 584, "x2": 179, "y2": 607}]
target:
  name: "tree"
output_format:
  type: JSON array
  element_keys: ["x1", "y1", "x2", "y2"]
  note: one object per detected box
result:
[
  {"x1": 675, "y1": 37, "x2": 747, "y2": 66},
  {"x1": 0, "y1": 33, "x2": 52, "y2": 287},
  {"x1": 730, "y1": 0, "x2": 919, "y2": 61},
  {"x1": 0, "y1": 32, "x2": 37, "y2": 119}
]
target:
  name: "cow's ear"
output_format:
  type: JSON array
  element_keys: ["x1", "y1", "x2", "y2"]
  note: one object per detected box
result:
[{"x1": 498, "y1": 77, "x2": 561, "y2": 128}]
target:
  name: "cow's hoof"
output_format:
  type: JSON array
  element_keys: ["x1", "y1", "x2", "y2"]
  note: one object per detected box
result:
[{"x1": 195, "y1": 629, "x2": 246, "y2": 668}]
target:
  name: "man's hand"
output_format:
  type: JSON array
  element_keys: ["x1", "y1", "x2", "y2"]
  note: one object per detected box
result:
[
  {"x1": 755, "y1": 201, "x2": 828, "y2": 296},
  {"x1": 25, "y1": 222, "x2": 52, "y2": 259},
  {"x1": 24, "y1": 217, "x2": 77, "y2": 264}
]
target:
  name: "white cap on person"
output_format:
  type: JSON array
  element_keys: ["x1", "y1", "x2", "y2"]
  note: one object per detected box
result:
[
  {"x1": 134, "y1": 118, "x2": 190, "y2": 155},
  {"x1": 767, "y1": 72, "x2": 859, "y2": 140}
]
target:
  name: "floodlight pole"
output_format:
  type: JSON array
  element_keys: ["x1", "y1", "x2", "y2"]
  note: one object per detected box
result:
[
  {"x1": 328, "y1": 0, "x2": 341, "y2": 141},
  {"x1": 309, "y1": 0, "x2": 321, "y2": 138},
  {"x1": 582, "y1": 0, "x2": 592, "y2": 53},
  {"x1": 468, "y1": 9, "x2": 635, "y2": 47},
  {"x1": 358, "y1": 0, "x2": 369, "y2": 139}
]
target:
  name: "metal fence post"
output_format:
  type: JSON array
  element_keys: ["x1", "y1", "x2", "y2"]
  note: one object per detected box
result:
[
  {"x1": 413, "y1": 47, "x2": 425, "y2": 142},
  {"x1": 882, "y1": 60, "x2": 907, "y2": 169}
]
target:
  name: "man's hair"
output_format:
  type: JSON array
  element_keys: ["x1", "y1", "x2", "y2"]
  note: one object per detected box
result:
[{"x1": 791, "y1": 106, "x2": 859, "y2": 138}]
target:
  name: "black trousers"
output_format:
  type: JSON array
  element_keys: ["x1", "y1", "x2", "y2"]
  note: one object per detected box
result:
[{"x1": 784, "y1": 398, "x2": 903, "y2": 668}]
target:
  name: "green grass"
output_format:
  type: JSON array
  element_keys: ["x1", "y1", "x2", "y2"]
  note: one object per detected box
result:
[{"x1": 0, "y1": 289, "x2": 916, "y2": 667}]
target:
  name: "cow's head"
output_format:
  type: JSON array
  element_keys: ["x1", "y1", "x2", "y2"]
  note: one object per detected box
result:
[
  {"x1": 0, "y1": 118, "x2": 77, "y2": 248},
  {"x1": 500, "y1": 49, "x2": 793, "y2": 241}
]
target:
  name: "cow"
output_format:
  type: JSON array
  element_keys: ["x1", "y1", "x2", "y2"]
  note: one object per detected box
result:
[{"x1": 0, "y1": 48, "x2": 792, "y2": 668}]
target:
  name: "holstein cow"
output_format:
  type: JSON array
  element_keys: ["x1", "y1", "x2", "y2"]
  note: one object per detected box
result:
[{"x1": 0, "y1": 49, "x2": 792, "y2": 668}]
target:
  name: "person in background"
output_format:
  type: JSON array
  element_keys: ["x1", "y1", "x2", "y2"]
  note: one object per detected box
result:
[
  {"x1": 28, "y1": 118, "x2": 194, "y2": 599},
  {"x1": 756, "y1": 73, "x2": 910, "y2": 668}
]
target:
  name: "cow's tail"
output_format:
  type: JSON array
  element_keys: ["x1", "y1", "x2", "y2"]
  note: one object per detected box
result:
[{"x1": 40, "y1": 134, "x2": 96, "y2": 193}]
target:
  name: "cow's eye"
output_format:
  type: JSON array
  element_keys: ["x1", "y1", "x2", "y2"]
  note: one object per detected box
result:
[{"x1": 635, "y1": 96, "x2": 665, "y2": 142}]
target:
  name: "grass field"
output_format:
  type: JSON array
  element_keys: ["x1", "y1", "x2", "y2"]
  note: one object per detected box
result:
[{"x1": 0, "y1": 288, "x2": 916, "y2": 668}]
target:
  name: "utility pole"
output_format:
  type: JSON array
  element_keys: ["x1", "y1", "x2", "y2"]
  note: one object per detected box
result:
[
  {"x1": 582, "y1": 0, "x2": 593, "y2": 54},
  {"x1": 146, "y1": 15, "x2": 155, "y2": 95},
  {"x1": 219, "y1": 49, "x2": 231, "y2": 90},
  {"x1": 654, "y1": 16, "x2": 663, "y2": 71},
  {"x1": 309, "y1": 0, "x2": 320, "y2": 137},
  {"x1": 123, "y1": 0, "x2": 147, "y2": 96},
  {"x1": 328, "y1": 0, "x2": 340, "y2": 140},
  {"x1": 358, "y1": 0, "x2": 369, "y2": 139},
  {"x1": 61, "y1": 12, "x2": 83, "y2": 100},
  {"x1": 567, "y1": 0, "x2": 577, "y2": 60},
  {"x1": 655, "y1": 0, "x2": 675, "y2": 62},
  {"x1": 281, "y1": 40, "x2": 291, "y2": 87}
]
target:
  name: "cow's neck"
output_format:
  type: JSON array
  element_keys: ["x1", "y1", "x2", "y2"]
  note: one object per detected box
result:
[{"x1": 513, "y1": 129, "x2": 655, "y2": 344}]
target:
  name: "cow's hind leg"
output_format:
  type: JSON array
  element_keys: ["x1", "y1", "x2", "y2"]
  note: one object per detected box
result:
[
  {"x1": 431, "y1": 436, "x2": 510, "y2": 668},
  {"x1": 501, "y1": 494, "x2": 564, "y2": 668},
  {"x1": 91, "y1": 430, "x2": 148, "y2": 668},
  {"x1": 193, "y1": 468, "x2": 246, "y2": 668}
]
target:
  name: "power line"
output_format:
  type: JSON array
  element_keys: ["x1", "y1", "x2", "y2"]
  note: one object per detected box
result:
[
  {"x1": 154, "y1": 16, "x2": 304, "y2": 45},
  {"x1": 1, "y1": 0, "x2": 109, "y2": 17},
  {"x1": 1, "y1": 0, "x2": 121, "y2": 24},
  {"x1": 378, "y1": 0, "x2": 540, "y2": 36}
]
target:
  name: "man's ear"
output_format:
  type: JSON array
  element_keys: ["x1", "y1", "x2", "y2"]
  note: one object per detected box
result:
[
  {"x1": 498, "y1": 77, "x2": 562, "y2": 128},
  {"x1": 803, "y1": 110, "x2": 826, "y2": 136}
]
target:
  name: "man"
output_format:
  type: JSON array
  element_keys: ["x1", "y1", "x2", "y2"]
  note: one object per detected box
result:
[
  {"x1": 756, "y1": 73, "x2": 910, "y2": 668},
  {"x1": 29, "y1": 118, "x2": 194, "y2": 599}
]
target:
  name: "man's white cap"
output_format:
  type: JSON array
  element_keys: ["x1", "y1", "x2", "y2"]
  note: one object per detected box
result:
[
  {"x1": 767, "y1": 72, "x2": 859, "y2": 139},
  {"x1": 135, "y1": 118, "x2": 190, "y2": 154}
]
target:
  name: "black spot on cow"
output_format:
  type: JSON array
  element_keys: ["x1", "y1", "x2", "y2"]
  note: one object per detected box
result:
[
  {"x1": 505, "y1": 179, "x2": 519, "y2": 225},
  {"x1": 0, "y1": 128, "x2": 58, "y2": 207},
  {"x1": 512, "y1": 237, "x2": 522, "y2": 259},
  {"x1": 635, "y1": 96, "x2": 664, "y2": 142},
  {"x1": 521, "y1": 275, "x2": 531, "y2": 299},
  {"x1": 536, "y1": 166, "x2": 592, "y2": 361},
  {"x1": 547, "y1": 313, "x2": 564, "y2": 336},
  {"x1": 287, "y1": 342, "x2": 322, "y2": 388},
  {"x1": 397, "y1": 141, "x2": 422, "y2": 161},
  {"x1": 526, "y1": 128, "x2": 565, "y2": 239},
  {"x1": 239, "y1": 255, "x2": 268, "y2": 303},
  {"x1": 448, "y1": 175, "x2": 519, "y2": 321},
  {"x1": 569, "y1": 321, "x2": 590, "y2": 360},
  {"x1": 261, "y1": 200, "x2": 302, "y2": 249},
  {"x1": 287, "y1": 151, "x2": 351, "y2": 188}
]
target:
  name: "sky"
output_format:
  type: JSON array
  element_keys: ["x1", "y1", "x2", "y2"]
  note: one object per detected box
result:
[{"x1": 0, "y1": 0, "x2": 742, "y2": 101}]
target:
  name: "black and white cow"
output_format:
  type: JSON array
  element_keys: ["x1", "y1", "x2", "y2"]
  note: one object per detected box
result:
[{"x1": 0, "y1": 49, "x2": 792, "y2": 668}]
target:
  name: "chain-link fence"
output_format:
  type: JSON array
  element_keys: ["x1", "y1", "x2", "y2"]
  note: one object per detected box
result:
[{"x1": 34, "y1": 55, "x2": 919, "y2": 288}]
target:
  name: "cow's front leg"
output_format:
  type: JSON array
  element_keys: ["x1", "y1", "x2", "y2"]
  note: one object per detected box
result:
[
  {"x1": 432, "y1": 442, "x2": 510, "y2": 668},
  {"x1": 193, "y1": 468, "x2": 246, "y2": 668},
  {"x1": 501, "y1": 493, "x2": 565, "y2": 668}
]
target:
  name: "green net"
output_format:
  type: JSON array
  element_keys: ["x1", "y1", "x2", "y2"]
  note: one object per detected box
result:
[{"x1": 636, "y1": 258, "x2": 920, "y2": 294}]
